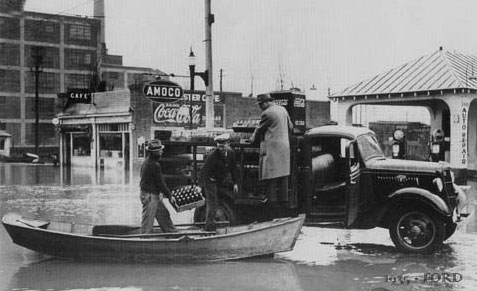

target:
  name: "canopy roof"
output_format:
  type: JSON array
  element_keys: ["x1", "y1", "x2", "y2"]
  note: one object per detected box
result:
[{"x1": 333, "y1": 48, "x2": 477, "y2": 98}]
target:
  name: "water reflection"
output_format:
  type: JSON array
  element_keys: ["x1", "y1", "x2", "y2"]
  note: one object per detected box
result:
[
  {"x1": 9, "y1": 259, "x2": 303, "y2": 291},
  {"x1": 0, "y1": 163, "x2": 134, "y2": 186}
]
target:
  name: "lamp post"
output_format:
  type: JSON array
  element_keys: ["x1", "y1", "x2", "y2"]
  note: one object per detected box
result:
[{"x1": 188, "y1": 48, "x2": 208, "y2": 129}]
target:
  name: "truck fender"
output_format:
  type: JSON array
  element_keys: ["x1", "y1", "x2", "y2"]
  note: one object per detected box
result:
[{"x1": 388, "y1": 187, "x2": 450, "y2": 217}]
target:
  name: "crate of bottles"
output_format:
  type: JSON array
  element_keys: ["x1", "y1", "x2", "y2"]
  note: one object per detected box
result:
[{"x1": 170, "y1": 185, "x2": 205, "y2": 212}]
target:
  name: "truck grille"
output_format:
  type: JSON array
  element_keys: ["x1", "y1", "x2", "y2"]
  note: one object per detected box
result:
[{"x1": 443, "y1": 169, "x2": 457, "y2": 209}]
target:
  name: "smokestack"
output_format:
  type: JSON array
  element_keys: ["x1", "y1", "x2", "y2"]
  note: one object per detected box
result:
[{"x1": 94, "y1": 0, "x2": 106, "y2": 46}]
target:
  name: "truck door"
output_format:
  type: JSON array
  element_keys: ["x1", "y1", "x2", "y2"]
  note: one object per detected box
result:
[{"x1": 345, "y1": 141, "x2": 361, "y2": 227}]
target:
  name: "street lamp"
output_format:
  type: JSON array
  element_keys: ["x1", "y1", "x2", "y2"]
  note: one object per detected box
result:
[{"x1": 188, "y1": 48, "x2": 208, "y2": 128}]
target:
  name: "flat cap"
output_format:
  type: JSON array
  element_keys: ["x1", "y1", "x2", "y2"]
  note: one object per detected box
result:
[{"x1": 214, "y1": 133, "x2": 231, "y2": 144}]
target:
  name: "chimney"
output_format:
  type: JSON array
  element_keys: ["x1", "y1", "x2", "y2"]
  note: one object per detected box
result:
[{"x1": 94, "y1": 0, "x2": 106, "y2": 51}]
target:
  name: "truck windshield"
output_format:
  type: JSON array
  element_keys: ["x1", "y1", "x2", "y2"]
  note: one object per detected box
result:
[{"x1": 357, "y1": 134, "x2": 385, "y2": 162}]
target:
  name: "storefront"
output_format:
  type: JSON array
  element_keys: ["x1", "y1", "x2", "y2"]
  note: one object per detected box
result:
[
  {"x1": 56, "y1": 85, "x2": 234, "y2": 175},
  {"x1": 56, "y1": 90, "x2": 133, "y2": 172}
]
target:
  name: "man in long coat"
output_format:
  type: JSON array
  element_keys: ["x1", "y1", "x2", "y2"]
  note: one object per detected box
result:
[{"x1": 250, "y1": 94, "x2": 293, "y2": 203}]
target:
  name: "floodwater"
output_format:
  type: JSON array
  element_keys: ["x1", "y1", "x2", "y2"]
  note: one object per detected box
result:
[{"x1": 1, "y1": 163, "x2": 477, "y2": 291}]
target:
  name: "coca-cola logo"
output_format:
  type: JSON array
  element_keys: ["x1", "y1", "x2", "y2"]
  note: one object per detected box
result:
[{"x1": 153, "y1": 103, "x2": 202, "y2": 125}]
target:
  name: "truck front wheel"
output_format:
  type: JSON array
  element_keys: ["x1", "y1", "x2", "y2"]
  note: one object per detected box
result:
[
  {"x1": 193, "y1": 200, "x2": 237, "y2": 225},
  {"x1": 389, "y1": 208, "x2": 445, "y2": 253}
]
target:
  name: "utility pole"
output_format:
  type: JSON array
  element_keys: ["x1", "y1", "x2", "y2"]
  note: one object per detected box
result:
[
  {"x1": 31, "y1": 46, "x2": 43, "y2": 155},
  {"x1": 204, "y1": 0, "x2": 214, "y2": 129},
  {"x1": 219, "y1": 69, "x2": 225, "y2": 128}
]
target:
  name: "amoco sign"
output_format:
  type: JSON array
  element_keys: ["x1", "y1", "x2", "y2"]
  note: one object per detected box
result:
[{"x1": 143, "y1": 80, "x2": 184, "y2": 103}]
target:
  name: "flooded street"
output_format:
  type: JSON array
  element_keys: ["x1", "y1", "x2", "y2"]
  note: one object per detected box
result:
[{"x1": 1, "y1": 163, "x2": 477, "y2": 291}]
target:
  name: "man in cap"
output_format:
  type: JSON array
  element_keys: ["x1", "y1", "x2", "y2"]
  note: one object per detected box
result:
[
  {"x1": 199, "y1": 133, "x2": 238, "y2": 231},
  {"x1": 139, "y1": 139, "x2": 177, "y2": 234},
  {"x1": 250, "y1": 93, "x2": 293, "y2": 204}
]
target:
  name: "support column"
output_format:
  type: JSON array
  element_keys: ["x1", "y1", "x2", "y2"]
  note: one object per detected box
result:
[
  {"x1": 333, "y1": 100, "x2": 354, "y2": 125},
  {"x1": 447, "y1": 96, "x2": 473, "y2": 184}
]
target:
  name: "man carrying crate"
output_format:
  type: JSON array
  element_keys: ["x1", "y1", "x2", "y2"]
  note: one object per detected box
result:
[
  {"x1": 139, "y1": 139, "x2": 178, "y2": 234},
  {"x1": 199, "y1": 133, "x2": 239, "y2": 231}
]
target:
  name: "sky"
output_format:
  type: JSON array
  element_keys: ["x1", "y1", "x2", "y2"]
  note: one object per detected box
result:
[{"x1": 24, "y1": 0, "x2": 477, "y2": 123}]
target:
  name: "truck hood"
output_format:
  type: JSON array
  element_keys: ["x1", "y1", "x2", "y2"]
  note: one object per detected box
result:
[{"x1": 366, "y1": 158, "x2": 449, "y2": 173}]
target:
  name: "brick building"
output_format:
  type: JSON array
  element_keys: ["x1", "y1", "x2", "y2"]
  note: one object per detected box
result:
[{"x1": 0, "y1": 0, "x2": 162, "y2": 154}]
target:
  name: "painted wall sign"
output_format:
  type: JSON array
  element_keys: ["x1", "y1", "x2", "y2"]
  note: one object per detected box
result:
[
  {"x1": 460, "y1": 102, "x2": 470, "y2": 166},
  {"x1": 143, "y1": 80, "x2": 184, "y2": 102},
  {"x1": 182, "y1": 93, "x2": 222, "y2": 103},
  {"x1": 67, "y1": 89, "x2": 93, "y2": 104},
  {"x1": 152, "y1": 101, "x2": 224, "y2": 127}
]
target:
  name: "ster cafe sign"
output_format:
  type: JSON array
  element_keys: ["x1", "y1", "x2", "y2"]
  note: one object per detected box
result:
[{"x1": 143, "y1": 80, "x2": 184, "y2": 103}]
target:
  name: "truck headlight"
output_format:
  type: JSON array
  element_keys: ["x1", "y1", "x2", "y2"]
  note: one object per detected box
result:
[{"x1": 433, "y1": 178, "x2": 444, "y2": 192}]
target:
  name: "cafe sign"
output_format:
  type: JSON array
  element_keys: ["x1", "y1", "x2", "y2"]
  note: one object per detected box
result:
[
  {"x1": 67, "y1": 89, "x2": 93, "y2": 104},
  {"x1": 143, "y1": 80, "x2": 183, "y2": 103}
]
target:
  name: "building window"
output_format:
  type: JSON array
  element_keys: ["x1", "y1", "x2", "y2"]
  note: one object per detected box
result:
[
  {"x1": 69, "y1": 24, "x2": 91, "y2": 41},
  {"x1": 72, "y1": 133, "x2": 91, "y2": 156},
  {"x1": 0, "y1": 17, "x2": 20, "y2": 39},
  {"x1": 25, "y1": 72, "x2": 60, "y2": 94},
  {"x1": 0, "y1": 70, "x2": 20, "y2": 92},
  {"x1": 65, "y1": 49, "x2": 95, "y2": 70},
  {"x1": 0, "y1": 123, "x2": 6, "y2": 130},
  {"x1": 25, "y1": 97, "x2": 55, "y2": 119},
  {"x1": 0, "y1": 43, "x2": 20, "y2": 66},
  {"x1": 45, "y1": 24, "x2": 54, "y2": 33},
  {"x1": 99, "y1": 133, "x2": 122, "y2": 158},
  {"x1": 25, "y1": 20, "x2": 60, "y2": 43},
  {"x1": 25, "y1": 46, "x2": 60, "y2": 69},
  {"x1": 65, "y1": 74, "x2": 92, "y2": 90},
  {"x1": 0, "y1": 138, "x2": 5, "y2": 150}
]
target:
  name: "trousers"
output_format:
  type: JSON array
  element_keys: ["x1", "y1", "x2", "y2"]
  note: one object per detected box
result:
[
  {"x1": 204, "y1": 182, "x2": 218, "y2": 231},
  {"x1": 140, "y1": 191, "x2": 175, "y2": 234},
  {"x1": 263, "y1": 176, "x2": 289, "y2": 202}
]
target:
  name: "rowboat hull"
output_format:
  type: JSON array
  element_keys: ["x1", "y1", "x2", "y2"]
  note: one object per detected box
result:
[{"x1": 2, "y1": 213, "x2": 305, "y2": 263}]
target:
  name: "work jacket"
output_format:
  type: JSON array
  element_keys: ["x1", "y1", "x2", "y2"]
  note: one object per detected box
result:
[
  {"x1": 139, "y1": 157, "x2": 171, "y2": 198},
  {"x1": 199, "y1": 147, "x2": 237, "y2": 186}
]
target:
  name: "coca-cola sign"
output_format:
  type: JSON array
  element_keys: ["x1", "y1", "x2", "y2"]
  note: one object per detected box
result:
[
  {"x1": 152, "y1": 101, "x2": 224, "y2": 127},
  {"x1": 153, "y1": 103, "x2": 202, "y2": 125}
]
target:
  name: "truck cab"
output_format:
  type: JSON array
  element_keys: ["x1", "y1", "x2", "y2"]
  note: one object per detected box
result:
[{"x1": 302, "y1": 125, "x2": 469, "y2": 253}]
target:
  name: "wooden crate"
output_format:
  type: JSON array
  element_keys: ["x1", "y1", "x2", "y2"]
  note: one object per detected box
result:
[{"x1": 171, "y1": 185, "x2": 205, "y2": 212}]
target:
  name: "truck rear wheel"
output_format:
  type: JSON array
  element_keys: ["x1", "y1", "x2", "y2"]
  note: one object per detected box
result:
[
  {"x1": 389, "y1": 208, "x2": 445, "y2": 254},
  {"x1": 193, "y1": 200, "x2": 237, "y2": 225}
]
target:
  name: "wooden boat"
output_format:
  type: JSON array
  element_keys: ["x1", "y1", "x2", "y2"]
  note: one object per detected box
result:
[{"x1": 2, "y1": 213, "x2": 305, "y2": 263}]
